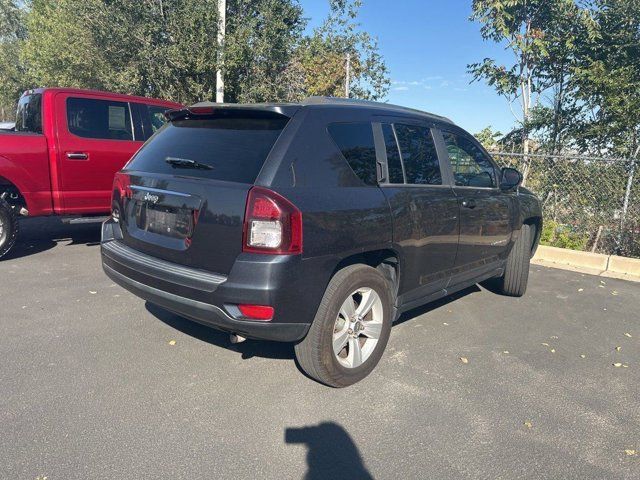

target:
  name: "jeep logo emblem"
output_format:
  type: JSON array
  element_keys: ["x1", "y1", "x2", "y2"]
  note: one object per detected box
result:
[{"x1": 143, "y1": 192, "x2": 160, "y2": 204}]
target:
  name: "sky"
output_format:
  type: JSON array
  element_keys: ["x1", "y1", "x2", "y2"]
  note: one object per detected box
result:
[{"x1": 299, "y1": 0, "x2": 516, "y2": 135}]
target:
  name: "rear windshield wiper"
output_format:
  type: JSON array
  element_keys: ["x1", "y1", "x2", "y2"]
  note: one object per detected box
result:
[{"x1": 165, "y1": 157, "x2": 213, "y2": 170}]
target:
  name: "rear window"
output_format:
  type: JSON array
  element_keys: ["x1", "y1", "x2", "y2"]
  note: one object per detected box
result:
[
  {"x1": 15, "y1": 93, "x2": 43, "y2": 134},
  {"x1": 125, "y1": 117, "x2": 288, "y2": 183},
  {"x1": 327, "y1": 122, "x2": 378, "y2": 186}
]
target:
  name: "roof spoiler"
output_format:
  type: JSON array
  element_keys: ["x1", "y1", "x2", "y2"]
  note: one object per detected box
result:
[{"x1": 165, "y1": 103, "x2": 299, "y2": 122}]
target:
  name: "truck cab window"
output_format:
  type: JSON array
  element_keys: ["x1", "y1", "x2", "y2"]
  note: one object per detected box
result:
[
  {"x1": 67, "y1": 97, "x2": 133, "y2": 141},
  {"x1": 147, "y1": 106, "x2": 168, "y2": 134},
  {"x1": 15, "y1": 93, "x2": 43, "y2": 134}
]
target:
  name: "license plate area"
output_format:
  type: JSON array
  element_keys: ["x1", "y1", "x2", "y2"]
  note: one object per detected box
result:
[{"x1": 135, "y1": 202, "x2": 193, "y2": 240}]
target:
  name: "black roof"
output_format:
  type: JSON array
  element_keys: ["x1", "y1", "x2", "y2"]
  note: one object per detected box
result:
[{"x1": 180, "y1": 96, "x2": 454, "y2": 125}]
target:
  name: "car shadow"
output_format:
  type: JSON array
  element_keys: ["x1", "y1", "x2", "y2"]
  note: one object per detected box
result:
[
  {"x1": 145, "y1": 302, "x2": 296, "y2": 361},
  {"x1": 3, "y1": 217, "x2": 102, "y2": 261},
  {"x1": 145, "y1": 284, "x2": 483, "y2": 365},
  {"x1": 285, "y1": 422, "x2": 374, "y2": 480},
  {"x1": 393, "y1": 284, "x2": 481, "y2": 327}
]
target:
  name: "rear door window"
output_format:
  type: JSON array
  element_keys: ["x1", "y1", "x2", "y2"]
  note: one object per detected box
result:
[
  {"x1": 67, "y1": 97, "x2": 133, "y2": 141},
  {"x1": 394, "y1": 124, "x2": 442, "y2": 185},
  {"x1": 327, "y1": 122, "x2": 378, "y2": 186},
  {"x1": 125, "y1": 116, "x2": 289, "y2": 184}
]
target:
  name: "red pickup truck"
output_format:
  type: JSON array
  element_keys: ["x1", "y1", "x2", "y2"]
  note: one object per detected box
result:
[{"x1": 0, "y1": 88, "x2": 181, "y2": 258}]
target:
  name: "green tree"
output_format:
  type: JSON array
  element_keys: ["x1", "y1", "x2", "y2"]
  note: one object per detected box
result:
[
  {"x1": 468, "y1": 0, "x2": 582, "y2": 170},
  {"x1": 22, "y1": 0, "x2": 307, "y2": 104},
  {"x1": 0, "y1": 0, "x2": 28, "y2": 120},
  {"x1": 474, "y1": 126, "x2": 503, "y2": 151},
  {"x1": 572, "y1": 0, "x2": 640, "y2": 159},
  {"x1": 298, "y1": 0, "x2": 389, "y2": 100}
]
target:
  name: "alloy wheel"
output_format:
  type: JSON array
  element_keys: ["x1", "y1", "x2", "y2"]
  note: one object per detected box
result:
[{"x1": 332, "y1": 287, "x2": 384, "y2": 368}]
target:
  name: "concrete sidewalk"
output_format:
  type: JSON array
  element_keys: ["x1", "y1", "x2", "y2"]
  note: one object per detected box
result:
[{"x1": 533, "y1": 245, "x2": 640, "y2": 282}]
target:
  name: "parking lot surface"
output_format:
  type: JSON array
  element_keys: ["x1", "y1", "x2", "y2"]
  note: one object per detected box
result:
[{"x1": 1, "y1": 218, "x2": 639, "y2": 479}]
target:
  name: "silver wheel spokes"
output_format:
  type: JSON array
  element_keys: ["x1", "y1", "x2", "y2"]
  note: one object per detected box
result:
[{"x1": 333, "y1": 287, "x2": 383, "y2": 369}]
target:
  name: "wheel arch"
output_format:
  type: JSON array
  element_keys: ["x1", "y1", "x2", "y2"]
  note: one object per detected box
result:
[
  {"x1": 523, "y1": 216, "x2": 542, "y2": 256},
  {"x1": 331, "y1": 248, "x2": 401, "y2": 301},
  {"x1": 0, "y1": 175, "x2": 27, "y2": 209}
]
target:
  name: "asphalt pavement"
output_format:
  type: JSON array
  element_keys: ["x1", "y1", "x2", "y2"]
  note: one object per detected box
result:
[{"x1": 1, "y1": 217, "x2": 639, "y2": 479}]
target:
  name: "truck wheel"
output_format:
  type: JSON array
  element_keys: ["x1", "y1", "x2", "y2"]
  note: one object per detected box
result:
[
  {"x1": 0, "y1": 198, "x2": 19, "y2": 259},
  {"x1": 496, "y1": 224, "x2": 532, "y2": 297},
  {"x1": 295, "y1": 264, "x2": 393, "y2": 387}
]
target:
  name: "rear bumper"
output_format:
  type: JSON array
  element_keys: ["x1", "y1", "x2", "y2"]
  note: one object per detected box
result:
[{"x1": 101, "y1": 220, "x2": 312, "y2": 342}]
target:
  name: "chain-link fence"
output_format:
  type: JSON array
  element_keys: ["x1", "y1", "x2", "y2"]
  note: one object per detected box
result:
[{"x1": 493, "y1": 152, "x2": 640, "y2": 259}]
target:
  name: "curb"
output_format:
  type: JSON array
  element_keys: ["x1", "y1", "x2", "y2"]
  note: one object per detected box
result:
[{"x1": 532, "y1": 245, "x2": 640, "y2": 282}]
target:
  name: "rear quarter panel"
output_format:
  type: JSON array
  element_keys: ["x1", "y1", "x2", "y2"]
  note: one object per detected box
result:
[
  {"x1": 263, "y1": 106, "x2": 394, "y2": 312},
  {"x1": 0, "y1": 132, "x2": 52, "y2": 215}
]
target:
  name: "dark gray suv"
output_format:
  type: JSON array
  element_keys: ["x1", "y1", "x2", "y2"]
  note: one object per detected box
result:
[{"x1": 101, "y1": 97, "x2": 542, "y2": 387}]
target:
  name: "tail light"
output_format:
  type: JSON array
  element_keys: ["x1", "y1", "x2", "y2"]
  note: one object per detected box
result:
[{"x1": 243, "y1": 186, "x2": 302, "y2": 254}]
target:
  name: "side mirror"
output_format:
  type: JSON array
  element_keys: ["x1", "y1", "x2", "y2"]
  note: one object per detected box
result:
[{"x1": 500, "y1": 167, "x2": 522, "y2": 191}]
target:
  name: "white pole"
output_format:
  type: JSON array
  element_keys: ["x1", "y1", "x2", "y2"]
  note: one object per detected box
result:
[
  {"x1": 216, "y1": 0, "x2": 226, "y2": 103},
  {"x1": 345, "y1": 52, "x2": 351, "y2": 98}
]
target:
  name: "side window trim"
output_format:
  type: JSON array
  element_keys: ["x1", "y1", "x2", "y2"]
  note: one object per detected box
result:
[
  {"x1": 387, "y1": 124, "x2": 407, "y2": 184},
  {"x1": 372, "y1": 122, "x2": 388, "y2": 184},
  {"x1": 431, "y1": 128, "x2": 455, "y2": 186},
  {"x1": 128, "y1": 102, "x2": 138, "y2": 141}
]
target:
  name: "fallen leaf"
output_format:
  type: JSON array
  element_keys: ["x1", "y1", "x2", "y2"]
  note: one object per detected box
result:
[
  {"x1": 615, "y1": 346, "x2": 622, "y2": 352},
  {"x1": 459, "y1": 357, "x2": 469, "y2": 364},
  {"x1": 624, "y1": 333, "x2": 632, "y2": 338},
  {"x1": 168, "y1": 340, "x2": 176, "y2": 346},
  {"x1": 625, "y1": 449, "x2": 637, "y2": 456},
  {"x1": 613, "y1": 363, "x2": 623, "y2": 367},
  {"x1": 580, "y1": 354, "x2": 586, "y2": 359},
  {"x1": 524, "y1": 421, "x2": 533, "y2": 429}
]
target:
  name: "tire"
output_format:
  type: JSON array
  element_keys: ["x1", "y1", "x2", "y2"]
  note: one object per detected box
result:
[
  {"x1": 496, "y1": 224, "x2": 532, "y2": 297},
  {"x1": 294, "y1": 264, "x2": 393, "y2": 388},
  {"x1": 0, "y1": 198, "x2": 19, "y2": 260}
]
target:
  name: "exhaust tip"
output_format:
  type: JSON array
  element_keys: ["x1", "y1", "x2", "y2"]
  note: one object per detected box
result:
[{"x1": 230, "y1": 333, "x2": 247, "y2": 344}]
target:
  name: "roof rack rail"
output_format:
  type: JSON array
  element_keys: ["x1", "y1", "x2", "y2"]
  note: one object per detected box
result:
[{"x1": 301, "y1": 96, "x2": 452, "y2": 123}]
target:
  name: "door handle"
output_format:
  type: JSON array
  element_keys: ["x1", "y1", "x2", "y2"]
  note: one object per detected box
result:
[
  {"x1": 462, "y1": 199, "x2": 477, "y2": 209},
  {"x1": 66, "y1": 152, "x2": 88, "y2": 160}
]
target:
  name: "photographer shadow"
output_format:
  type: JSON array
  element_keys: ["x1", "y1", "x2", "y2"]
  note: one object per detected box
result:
[{"x1": 286, "y1": 422, "x2": 373, "y2": 480}]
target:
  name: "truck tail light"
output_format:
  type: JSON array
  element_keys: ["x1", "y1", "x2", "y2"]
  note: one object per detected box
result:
[
  {"x1": 238, "y1": 304, "x2": 274, "y2": 321},
  {"x1": 243, "y1": 187, "x2": 302, "y2": 255}
]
